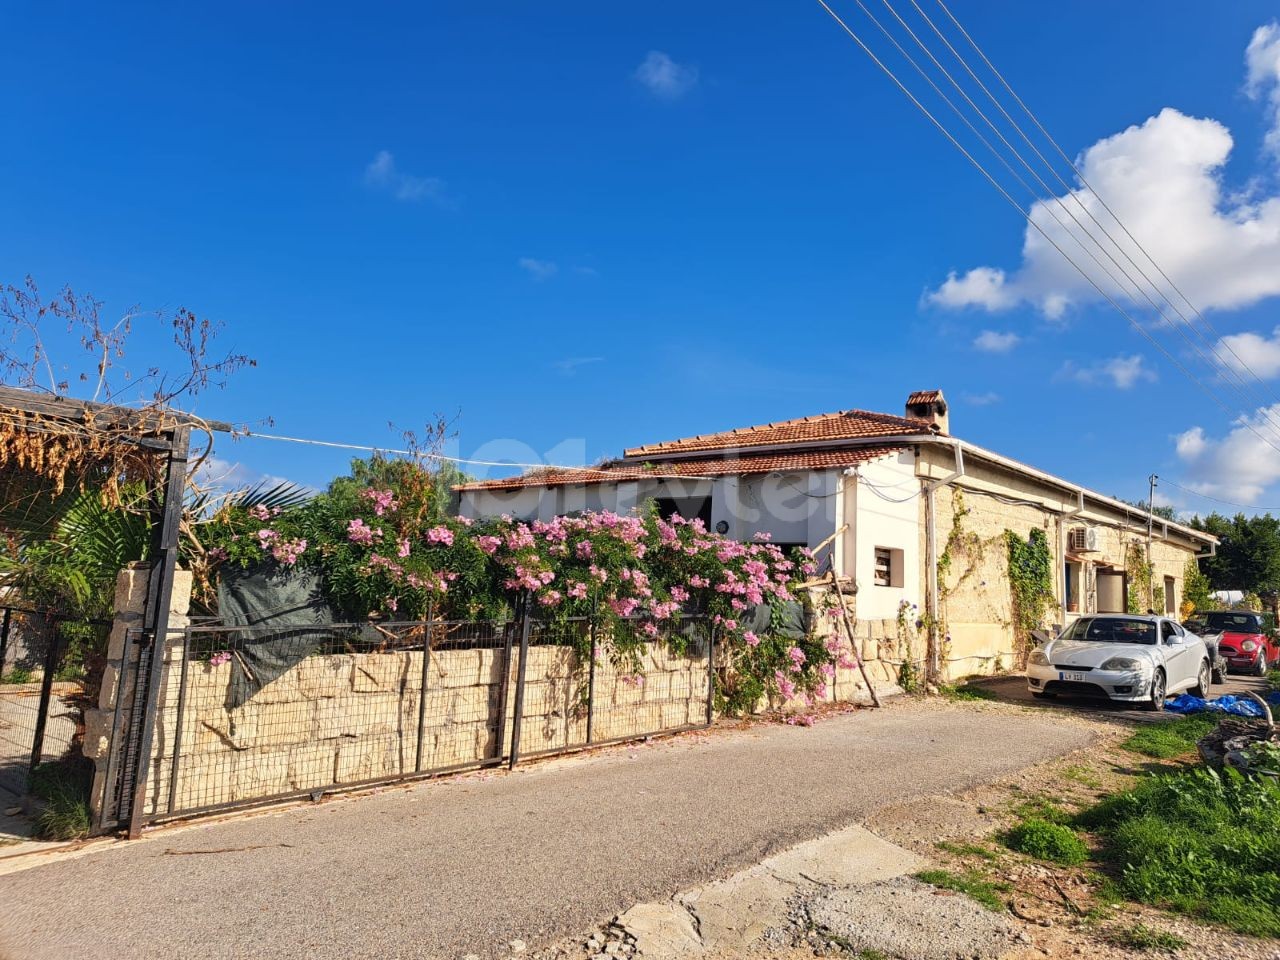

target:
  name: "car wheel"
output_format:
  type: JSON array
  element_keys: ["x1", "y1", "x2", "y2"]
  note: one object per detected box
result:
[
  {"x1": 1255, "y1": 652, "x2": 1269, "y2": 678},
  {"x1": 1192, "y1": 660, "x2": 1211, "y2": 698},
  {"x1": 1211, "y1": 663, "x2": 1225, "y2": 685},
  {"x1": 1031, "y1": 691, "x2": 1055, "y2": 700},
  {"x1": 1144, "y1": 669, "x2": 1166, "y2": 712}
]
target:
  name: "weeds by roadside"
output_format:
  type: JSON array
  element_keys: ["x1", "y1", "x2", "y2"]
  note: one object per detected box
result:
[
  {"x1": 912, "y1": 868, "x2": 1009, "y2": 912},
  {"x1": 1104, "y1": 922, "x2": 1188, "y2": 953},
  {"x1": 30, "y1": 758, "x2": 92, "y2": 840},
  {"x1": 938, "y1": 682, "x2": 998, "y2": 702},
  {"x1": 1003, "y1": 818, "x2": 1089, "y2": 866},
  {"x1": 1120, "y1": 715, "x2": 1219, "y2": 759}
]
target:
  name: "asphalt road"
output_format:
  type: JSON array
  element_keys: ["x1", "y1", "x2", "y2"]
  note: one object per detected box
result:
[
  {"x1": 0, "y1": 702, "x2": 1097, "y2": 960},
  {"x1": 969, "y1": 670, "x2": 1272, "y2": 718}
]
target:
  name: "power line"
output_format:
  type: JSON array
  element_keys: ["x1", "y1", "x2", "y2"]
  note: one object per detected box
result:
[
  {"x1": 860, "y1": 0, "x2": 1280, "y2": 453},
  {"x1": 1156, "y1": 477, "x2": 1280, "y2": 514},
  {"x1": 877, "y1": 0, "x2": 1280, "y2": 447},
  {"x1": 928, "y1": 0, "x2": 1280, "y2": 425},
  {"x1": 234, "y1": 429, "x2": 718, "y2": 481},
  {"x1": 811, "y1": 0, "x2": 1280, "y2": 462}
]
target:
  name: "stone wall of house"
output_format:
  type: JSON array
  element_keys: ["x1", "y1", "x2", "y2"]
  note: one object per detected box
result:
[{"x1": 917, "y1": 447, "x2": 1206, "y2": 680}]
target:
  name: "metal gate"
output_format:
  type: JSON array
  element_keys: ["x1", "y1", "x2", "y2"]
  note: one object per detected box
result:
[{"x1": 0, "y1": 606, "x2": 107, "y2": 798}]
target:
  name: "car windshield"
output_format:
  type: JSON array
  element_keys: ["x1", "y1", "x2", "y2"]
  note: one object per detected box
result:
[
  {"x1": 1062, "y1": 617, "x2": 1157, "y2": 645},
  {"x1": 1203, "y1": 612, "x2": 1263, "y2": 632}
]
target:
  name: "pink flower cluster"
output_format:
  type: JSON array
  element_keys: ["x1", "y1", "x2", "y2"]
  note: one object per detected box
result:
[{"x1": 361, "y1": 488, "x2": 399, "y2": 516}]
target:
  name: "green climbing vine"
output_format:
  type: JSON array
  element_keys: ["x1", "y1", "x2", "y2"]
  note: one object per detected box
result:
[
  {"x1": 895, "y1": 598, "x2": 923, "y2": 693},
  {"x1": 1125, "y1": 540, "x2": 1154, "y2": 614},
  {"x1": 1004, "y1": 527, "x2": 1055, "y2": 666}
]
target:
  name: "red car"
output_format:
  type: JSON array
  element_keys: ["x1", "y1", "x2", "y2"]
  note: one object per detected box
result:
[{"x1": 1200, "y1": 611, "x2": 1279, "y2": 677}]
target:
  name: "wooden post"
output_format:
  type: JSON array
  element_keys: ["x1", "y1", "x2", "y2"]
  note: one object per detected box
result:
[{"x1": 827, "y1": 568, "x2": 881, "y2": 708}]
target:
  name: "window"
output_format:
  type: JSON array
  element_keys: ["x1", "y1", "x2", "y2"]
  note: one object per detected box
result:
[
  {"x1": 1164, "y1": 576, "x2": 1176, "y2": 615},
  {"x1": 873, "y1": 547, "x2": 904, "y2": 588},
  {"x1": 653, "y1": 497, "x2": 712, "y2": 527}
]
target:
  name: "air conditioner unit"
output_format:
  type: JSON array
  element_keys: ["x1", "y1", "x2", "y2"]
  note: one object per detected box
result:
[{"x1": 1069, "y1": 527, "x2": 1100, "y2": 553}]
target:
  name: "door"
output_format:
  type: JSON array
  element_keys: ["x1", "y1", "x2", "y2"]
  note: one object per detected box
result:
[{"x1": 1160, "y1": 620, "x2": 1196, "y2": 691}]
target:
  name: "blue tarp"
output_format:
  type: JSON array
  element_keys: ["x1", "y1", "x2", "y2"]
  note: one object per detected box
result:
[{"x1": 1164, "y1": 692, "x2": 1280, "y2": 717}]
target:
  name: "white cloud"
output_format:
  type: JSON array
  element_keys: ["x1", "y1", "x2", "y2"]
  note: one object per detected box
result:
[
  {"x1": 518, "y1": 257, "x2": 558, "y2": 281},
  {"x1": 929, "y1": 267, "x2": 1016, "y2": 312},
  {"x1": 1245, "y1": 22, "x2": 1280, "y2": 157},
  {"x1": 1216, "y1": 325, "x2": 1280, "y2": 378},
  {"x1": 926, "y1": 28, "x2": 1280, "y2": 319},
  {"x1": 972, "y1": 329, "x2": 1020, "y2": 353},
  {"x1": 364, "y1": 151, "x2": 450, "y2": 204},
  {"x1": 961, "y1": 391, "x2": 1001, "y2": 406},
  {"x1": 1175, "y1": 403, "x2": 1280, "y2": 503},
  {"x1": 193, "y1": 457, "x2": 296, "y2": 494},
  {"x1": 1055, "y1": 354, "x2": 1156, "y2": 390},
  {"x1": 634, "y1": 51, "x2": 698, "y2": 100}
]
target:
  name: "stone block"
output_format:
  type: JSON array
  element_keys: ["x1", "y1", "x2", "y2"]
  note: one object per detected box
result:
[
  {"x1": 334, "y1": 735, "x2": 406, "y2": 784},
  {"x1": 296, "y1": 655, "x2": 353, "y2": 699},
  {"x1": 314, "y1": 694, "x2": 405, "y2": 741},
  {"x1": 98, "y1": 662, "x2": 132, "y2": 710},
  {"x1": 114, "y1": 565, "x2": 151, "y2": 614},
  {"x1": 82, "y1": 708, "x2": 113, "y2": 760},
  {"x1": 432, "y1": 649, "x2": 481, "y2": 688},
  {"x1": 422, "y1": 721, "x2": 486, "y2": 770},
  {"x1": 232, "y1": 749, "x2": 290, "y2": 802},
  {"x1": 288, "y1": 741, "x2": 338, "y2": 791},
  {"x1": 351, "y1": 652, "x2": 408, "y2": 693}
]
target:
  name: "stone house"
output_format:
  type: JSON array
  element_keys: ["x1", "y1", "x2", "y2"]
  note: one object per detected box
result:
[{"x1": 456, "y1": 389, "x2": 1217, "y2": 678}]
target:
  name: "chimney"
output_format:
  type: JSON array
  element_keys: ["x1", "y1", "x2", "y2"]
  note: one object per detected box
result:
[{"x1": 905, "y1": 389, "x2": 949, "y2": 435}]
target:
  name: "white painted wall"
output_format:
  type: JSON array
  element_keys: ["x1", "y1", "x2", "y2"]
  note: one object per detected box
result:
[
  {"x1": 458, "y1": 470, "x2": 841, "y2": 549},
  {"x1": 849, "y1": 449, "x2": 922, "y2": 620}
]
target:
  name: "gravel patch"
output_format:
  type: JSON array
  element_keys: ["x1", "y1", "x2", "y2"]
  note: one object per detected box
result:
[{"x1": 802, "y1": 877, "x2": 1021, "y2": 960}]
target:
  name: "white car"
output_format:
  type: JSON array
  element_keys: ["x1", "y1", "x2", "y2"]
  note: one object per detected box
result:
[{"x1": 1025, "y1": 614, "x2": 1213, "y2": 712}]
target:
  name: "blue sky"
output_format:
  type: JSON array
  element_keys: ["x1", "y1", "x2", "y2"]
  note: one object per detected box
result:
[{"x1": 5, "y1": 2, "x2": 1280, "y2": 514}]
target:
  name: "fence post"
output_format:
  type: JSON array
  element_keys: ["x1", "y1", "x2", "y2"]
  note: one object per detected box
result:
[
  {"x1": 493, "y1": 618, "x2": 515, "y2": 762},
  {"x1": 585, "y1": 599, "x2": 598, "y2": 745},
  {"x1": 28, "y1": 618, "x2": 65, "y2": 775},
  {"x1": 0, "y1": 608, "x2": 11, "y2": 674},
  {"x1": 507, "y1": 593, "x2": 533, "y2": 770},
  {"x1": 705, "y1": 621, "x2": 716, "y2": 727},
  {"x1": 414, "y1": 604, "x2": 434, "y2": 772}
]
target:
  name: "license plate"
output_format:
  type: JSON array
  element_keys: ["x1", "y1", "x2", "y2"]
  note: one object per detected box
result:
[{"x1": 1059, "y1": 671, "x2": 1087, "y2": 682}]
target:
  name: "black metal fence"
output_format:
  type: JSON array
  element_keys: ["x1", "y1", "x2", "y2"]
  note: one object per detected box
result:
[
  {"x1": 127, "y1": 610, "x2": 714, "y2": 825},
  {"x1": 0, "y1": 606, "x2": 107, "y2": 796}
]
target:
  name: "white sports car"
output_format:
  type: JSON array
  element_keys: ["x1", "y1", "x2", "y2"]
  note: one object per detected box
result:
[{"x1": 1025, "y1": 614, "x2": 1213, "y2": 712}]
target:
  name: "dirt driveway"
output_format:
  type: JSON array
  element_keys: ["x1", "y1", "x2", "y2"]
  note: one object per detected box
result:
[{"x1": 0, "y1": 699, "x2": 1100, "y2": 960}]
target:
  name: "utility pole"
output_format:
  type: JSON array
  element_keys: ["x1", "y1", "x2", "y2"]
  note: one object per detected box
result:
[{"x1": 1147, "y1": 474, "x2": 1158, "y2": 613}]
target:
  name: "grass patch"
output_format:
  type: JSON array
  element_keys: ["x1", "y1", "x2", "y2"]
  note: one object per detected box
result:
[
  {"x1": 913, "y1": 868, "x2": 1009, "y2": 912},
  {"x1": 1120, "y1": 715, "x2": 1219, "y2": 759},
  {"x1": 1004, "y1": 818, "x2": 1089, "y2": 865},
  {"x1": 939, "y1": 682, "x2": 998, "y2": 702},
  {"x1": 1266, "y1": 667, "x2": 1280, "y2": 692},
  {"x1": 1011, "y1": 796, "x2": 1074, "y2": 825},
  {"x1": 1062, "y1": 764, "x2": 1104, "y2": 789},
  {"x1": 0, "y1": 667, "x2": 35, "y2": 684},
  {"x1": 935, "y1": 839, "x2": 999, "y2": 861},
  {"x1": 1081, "y1": 766, "x2": 1280, "y2": 938},
  {"x1": 1105, "y1": 923, "x2": 1188, "y2": 952},
  {"x1": 29, "y1": 759, "x2": 91, "y2": 841}
]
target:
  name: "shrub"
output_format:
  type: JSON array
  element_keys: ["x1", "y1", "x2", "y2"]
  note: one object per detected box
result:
[
  {"x1": 1081, "y1": 766, "x2": 1280, "y2": 938},
  {"x1": 1004, "y1": 817, "x2": 1089, "y2": 865},
  {"x1": 0, "y1": 666, "x2": 35, "y2": 684}
]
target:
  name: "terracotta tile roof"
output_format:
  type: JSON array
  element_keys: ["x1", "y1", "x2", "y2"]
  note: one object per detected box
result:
[
  {"x1": 906, "y1": 390, "x2": 944, "y2": 406},
  {"x1": 622, "y1": 409, "x2": 931, "y2": 458},
  {"x1": 455, "y1": 446, "x2": 906, "y2": 492}
]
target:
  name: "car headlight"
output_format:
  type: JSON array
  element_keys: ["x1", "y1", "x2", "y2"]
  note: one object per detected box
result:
[
  {"x1": 1100, "y1": 656, "x2": 1144, "y2": 671},
  {"x1": 1028, "y1": 649, "x2": 1050, "y2": 666},
  {"x1": 1242, "y1": 639, "x2": 1258, "y2": 652}
]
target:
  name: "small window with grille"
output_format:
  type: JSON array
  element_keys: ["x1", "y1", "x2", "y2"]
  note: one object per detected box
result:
[{"x1": 874, "y1": 547, "x2": 903, "y2": 588}]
